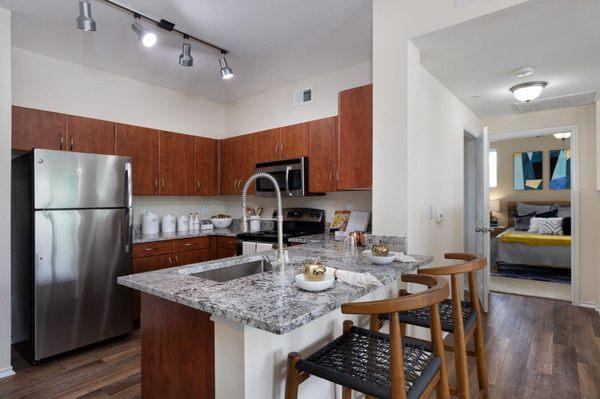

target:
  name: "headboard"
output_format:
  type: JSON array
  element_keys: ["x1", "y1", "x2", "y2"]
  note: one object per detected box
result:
[{"x1": 507, "y1": 201, "x2": 571, "y2": 228}]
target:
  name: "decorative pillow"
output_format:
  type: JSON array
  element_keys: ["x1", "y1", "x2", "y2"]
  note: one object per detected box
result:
[
  {"x1": 562, "y1": 217, "x2": 571, "y2": 236},
  {"x1": 517, "y1": 203, "x2": 551, "y2": 216},
  {"x1": 537, "y1": 209, "x2": 559, "y2": 218},
  {"x1": 528, "y1": 217, "x2": 544, "y2": 233},
  {"x1": 538, "y1": 218, "x2": 564, "y2": 235},
  {"x1": 514, "y1": 212, "x2": 536, "y2": 231}
]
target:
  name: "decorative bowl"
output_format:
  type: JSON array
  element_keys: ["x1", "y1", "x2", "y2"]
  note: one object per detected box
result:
[
  {"x1": 295, "y1": 273, "x2": 335, "y2": 292},
  {"x1": 363, "y1": 250, "x2": 396, "y2": 265},
  {"x1": 210, "y1": 217, "x2": 233, "y2": 229}
]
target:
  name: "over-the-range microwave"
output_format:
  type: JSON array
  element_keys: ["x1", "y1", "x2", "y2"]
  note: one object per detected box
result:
[{"x1": 254, "y1": 157, "x2": 323, "y2": 197}]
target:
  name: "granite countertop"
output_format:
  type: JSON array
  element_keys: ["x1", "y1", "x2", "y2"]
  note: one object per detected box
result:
[
  {"x1": 133, "y1": 227, "x2": 240, "y2": 244},
  {"x1": 119, "y1": 236, "x2": 432, "y2": 335}
]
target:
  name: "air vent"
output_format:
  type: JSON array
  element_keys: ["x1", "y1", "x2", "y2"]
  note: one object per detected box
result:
[
  {"x1": 512, "y1": 91, "x2": 597, "y2": 114},
  {"x1": 455, "y1": 0, "x2": 480, "y2": 7},
  {"x1": 293, "y1": 87, "x2": 313, "y2": 106}
]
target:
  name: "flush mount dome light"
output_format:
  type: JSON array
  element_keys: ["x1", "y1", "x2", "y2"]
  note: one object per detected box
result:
[{"x1": 510, "y1": 81, "x2": 547, "y2": 102}]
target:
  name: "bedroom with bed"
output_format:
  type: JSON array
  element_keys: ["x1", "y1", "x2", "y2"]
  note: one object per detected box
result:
[{"x1": 489, "y1": 134, "x2": 573, "y2": 301}]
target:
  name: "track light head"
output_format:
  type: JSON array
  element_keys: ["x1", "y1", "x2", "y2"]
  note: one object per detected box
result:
[
  {"x1": 76, "y1": 0, "x2": 96, "y2": 32},
  {"x1": 131, "y1": 17, "x2": 157, "y2": 47},
  {"x1": 179, "y1": 42, "x2": 193, "y2": 67},
  {"x1": 219, "y1": 53, "x2": 234, "y2": 80}
]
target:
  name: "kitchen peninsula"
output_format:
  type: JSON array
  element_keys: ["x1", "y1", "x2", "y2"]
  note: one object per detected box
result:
[{"x1": 118, "y1": 237, "x2": 431, "y2": 399}]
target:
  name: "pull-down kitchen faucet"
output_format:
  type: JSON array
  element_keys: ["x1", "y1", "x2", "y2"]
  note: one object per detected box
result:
[{"x1": 241, "y1": 173, "x2": 285, "y2": 267}]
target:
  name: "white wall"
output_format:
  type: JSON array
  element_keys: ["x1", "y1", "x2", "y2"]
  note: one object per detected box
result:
[
  {"x1": 0, "y1": 6, "x2": 13, "y2": 378},
  {"x1": 133, "y1": 196, "x2": 226, "y2": 225},
  {"x1": 406, "y1": 43, "x2": 481, "y2": 261},
  {"x1": 226, "y1": 61, "x2": 371, "y2": 136},
  {"x1": 12, "y1": 48, "x2": 226, "y2": 138},
  {"x1": 371, "y1": 0, "x2": 528, "y2": 235}
]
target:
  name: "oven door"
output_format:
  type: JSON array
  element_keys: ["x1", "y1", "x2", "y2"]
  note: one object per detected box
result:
[{"x1": 255, "y1": 158, "x2": 306, "y2": 197}]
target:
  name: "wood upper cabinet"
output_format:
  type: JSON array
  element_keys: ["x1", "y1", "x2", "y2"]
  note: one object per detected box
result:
[
  {"x1": 66, "y1": 115, "x2": 115, "y2": 155},
  {"x1": 159, "y1": 131, "x2": 195, "y2": 196},
  {"x1": 280, "y1": 123, "x2": 308, "y2": 159},
  {"x1": 194, "y1": 137, "x2": 219, "y2": 196},
  {"x1": 337, "y1": 84, "x2": 372, "y2": 190},
  {"x1": 12, "y1": 106, "x2": 66, "y2": 151},
  {"x1": 308, "y1": 116, "x2": 337, "y2": 192},
  {"x1": 220, "y1": 134, "x2": 254, "y2": 195},
  {"x1": 115, "y1": 123, "x2": 160, "y2": 196},
  {"x1": 253, "y1": 128, "x2": 280, "y2": 164}
]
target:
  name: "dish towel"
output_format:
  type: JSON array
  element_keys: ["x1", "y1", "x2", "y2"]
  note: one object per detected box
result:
[
  {"x1": 326, "y1": 267, "x2": 383, "y2": 288},
  {"x1": 256, "y1": 243, "x2": 274, "y2": 253},
  {"x1": 242, "y1": 242, "x2": 256, "y2": 255},
  {"x1": 394, "y1": 252, "x2": 417, "y2": 263}
]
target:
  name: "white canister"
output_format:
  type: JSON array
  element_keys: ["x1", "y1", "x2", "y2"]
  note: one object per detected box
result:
[
  {"x1": 177, "y1": 215, "x2": 189, "y2": 232},
  {"x1": 162, "y1": 214, "x2": 176, "y2": 233},
  {"x1": 249, "y1": 216, "x2": 261, "y2": 232},
  {"x1": 141, "y1": 211, "x2": 159, "y2": 235}
]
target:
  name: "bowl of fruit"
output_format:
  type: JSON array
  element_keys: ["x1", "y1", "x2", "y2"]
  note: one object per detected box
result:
[{"x1": 210, "y1": 214, "x2": 233, "y2": 229}]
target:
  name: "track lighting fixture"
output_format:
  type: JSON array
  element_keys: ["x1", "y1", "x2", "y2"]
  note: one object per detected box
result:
[
  {"x1": 179, "y1": 39, "x2": 193, "y2": 67},
  {"x1": 131, "y1": 16, "x2": 157, "y2": 47},
  {"x1": 76, "y1": 0, "x2": 96, "y2": 32},
  {"x1": 219, "y1": 53, "x2": 234, "y2": 80}
]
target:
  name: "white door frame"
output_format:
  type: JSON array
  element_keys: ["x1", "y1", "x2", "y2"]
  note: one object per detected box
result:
[{"x1": 488, "y1": 125, "x2": 580, "y2": 305}]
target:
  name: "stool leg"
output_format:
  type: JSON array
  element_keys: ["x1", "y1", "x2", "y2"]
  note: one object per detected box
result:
[
  {"x1": 468, "y1": 272, "x2": 489, "y2": 398},
  {"x1": 430, "y1": 303, "x2": 450, "y2": 399},
  {"x1": 342, "y1": 387, "x2": 352, "y2": 399},
  {"x1": 285, "y1": 352, "x2": 303, "y2": 399},
  {"x1": 450, "y1": 276, "x2": 470, "y2": 399}
]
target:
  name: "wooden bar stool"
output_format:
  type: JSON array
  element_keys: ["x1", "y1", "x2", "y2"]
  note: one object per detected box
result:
[
  {"x1": 380, "y1": 253, "x2": 489, "y2": 399},
  {"x1": 285, "y1": 274, "x2": 450, "y2": 399}
]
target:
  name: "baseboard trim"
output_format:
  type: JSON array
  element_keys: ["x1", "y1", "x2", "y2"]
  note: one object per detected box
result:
[
  {"x1": 578, "y1": 301, "x2": 600, "y2": 314},
  {"x1": 0, "y1": 366, "x2": 15, "y2": 379}
]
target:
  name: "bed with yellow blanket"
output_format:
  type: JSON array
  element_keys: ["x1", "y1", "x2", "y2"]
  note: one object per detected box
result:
[{"x1": 493, "y1": 228, "x2": 571, "y2": 269}]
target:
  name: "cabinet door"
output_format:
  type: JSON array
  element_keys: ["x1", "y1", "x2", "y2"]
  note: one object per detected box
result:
[
  {"x1": 133, "y1": 254, "x2": 173, "y2": 321},
  {"x1": 159, "y1": 131, "x2": 195, "y2": 196},
  {"x1": 280, "y1": 123, "x2": 308, "y2": 159},
  {"x1": 253, "y1": 128, "x2": 281, "y2": 163},
  {"x1": 115, "y1": 124, "x2": 160, "y2": 195},
  {"x1": 308, "y1": 117, "x2": 337, "y2": 192},
  {"x1": 337, "y1": 84, "x2": 372, "y2": 190},
  {"x1": 66, "y1": 115, "x2": 115, "y2": 155},
  {"x1": 12, "y1": 106, "x2": 66, "y2": 151},
  {"x1": 218, "y1": 137, "x2": 237, "y2": 195},
  {"x1": 216, "y1": 248, "x2": 238, "y2": 259},
  {"x1": 174, "y1": 249, "x2": 213, "y2": 266},
  {"x1": 194, "y1": 137, "x2": 219, "y2": 196},
  {"x1": 220, "y1": 134, "x2": 254, "y2": 195}
]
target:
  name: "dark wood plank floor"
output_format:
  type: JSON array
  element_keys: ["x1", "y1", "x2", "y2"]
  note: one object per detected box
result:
[{"x1": 0, "y1": 293, "x2": 598, "y2": 398}]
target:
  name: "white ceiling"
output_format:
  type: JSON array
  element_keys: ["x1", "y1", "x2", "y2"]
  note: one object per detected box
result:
[
  {"x1": 0, "y1": 0, "x2": 372, "y2": 104},
  {"x1": 413, "y1": 0, "x2": 600, "y2": 118}
]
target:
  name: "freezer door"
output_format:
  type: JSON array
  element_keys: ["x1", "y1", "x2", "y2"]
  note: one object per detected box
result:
[
  {"x1": 33, "y1": 149, "x2": 132, "y2": 209},
  {"x1": 34, "y1": 209, "x2": 132, "y2": 361}
]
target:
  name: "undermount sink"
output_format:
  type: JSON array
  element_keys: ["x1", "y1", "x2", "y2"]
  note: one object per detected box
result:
[{"x1": 189, "y1": 257, "x2": 274, "y2": 282}]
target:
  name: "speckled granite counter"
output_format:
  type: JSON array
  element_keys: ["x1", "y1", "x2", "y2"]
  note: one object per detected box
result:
[
  {"x1": 119, "y1": 238, "x2": 431, "y2": 335},
  {"x1": 133, "y1": 227, "x2": 240, "y2": 244}
]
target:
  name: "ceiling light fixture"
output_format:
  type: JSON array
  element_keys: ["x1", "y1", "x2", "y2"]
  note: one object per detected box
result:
[
  {"x1": 510, "y1": 81, "x2": 547, "y2": 102},
  {"x1": 179, "y1": 37, "x2": 193, "y2": 67},
  {"x1": 553, "y1": 132, "x2": 571, "y2": 140},
  {"x1": 219, "y1": 52, "x2": 234, "y2": 80},
  {"x1": 76, "y1": 0, "x2": 97, "y2": 32},
  {"x1": 131, "y1": 16, "x2": 157, "y2": 47}
]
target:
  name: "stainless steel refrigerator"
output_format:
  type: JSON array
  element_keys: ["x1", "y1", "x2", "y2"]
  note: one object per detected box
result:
[{"x1": 12, "y1": 149, "x2": 133, "y2": 363}]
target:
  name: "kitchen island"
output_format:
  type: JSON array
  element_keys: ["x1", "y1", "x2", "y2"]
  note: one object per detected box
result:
[{"x1": 118, "y1": 236, "x2": 431, "y2": 399}]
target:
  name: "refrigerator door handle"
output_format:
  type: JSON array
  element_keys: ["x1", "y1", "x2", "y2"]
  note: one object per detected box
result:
[{"x1": 124, "y1": 162, "x2": 133, "y2": 253}]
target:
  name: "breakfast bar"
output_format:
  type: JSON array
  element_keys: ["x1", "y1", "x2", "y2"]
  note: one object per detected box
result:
[{"x1": 118, "y1": 237, "x2": 431, "y2": 399}]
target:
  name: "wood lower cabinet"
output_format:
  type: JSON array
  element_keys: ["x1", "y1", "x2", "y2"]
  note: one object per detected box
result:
[
  {"x1": 12, "y1": 106, "x2": 66, "y2": 151},
  {"x1": 220, "y1": 134, "x2": 254, "y2": 195},
  {"x1": 133, "y1": 254, "x2": 173, "y2": 321},
  {"x1": 215, "y1": 236, "x2": 239, "y2": 259},
  {"x1": 174, "y1": 249, "x2": 213, "y2": 266},
  {"x1": 66, "y1": 115, "x2": 115, "y2": 155},
  {"x1": 280, "y1": 123, "x2": 308, "y2": 159},
  {"x1": 159, "y1": 131, "x2": 195, "y2": 195},
  {"x1": 308, "y1": 117, "x2": 337, "y2": 192},
  {"x1": 116, "y1": 123, "x2": 160, "y2": 195},
  {"x1": 194, "y1": 136, "x2": 219, "y2": 196},
  {"x1": 337, "y1": 84, "x2": 372, "y2": 190}
]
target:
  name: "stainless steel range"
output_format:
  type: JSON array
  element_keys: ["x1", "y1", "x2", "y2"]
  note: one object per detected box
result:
[{"x1": 236, "y1": 208, "x2": 325, "y2": 254}]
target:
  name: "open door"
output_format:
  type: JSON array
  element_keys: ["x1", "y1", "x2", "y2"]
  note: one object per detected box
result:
[{"x1": 475, "y1": 127, "x2": 491, "y2": 312}]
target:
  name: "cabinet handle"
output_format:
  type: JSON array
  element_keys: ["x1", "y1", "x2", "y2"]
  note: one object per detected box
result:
[
  {"x1": 69, "y1": 136, "x2": 74, "y2": 151},
  {"x1": 280, "y1": 142, "x2": 285, "y2": 157},
  {"x1": 329, "y1": 172, "x2": 333, "y2": 182},
  {"x1": 161, "y1": 180, "x2": 165, "y2": 189},
  {"x1": 336, "y1": 170, "x2": 340, "y2": 182},
  {"x1": 143, "y1": 247, "x2": 156, "y2": 252},
  {"x1": 185, "y1": 243, "x2": 193, "y2": 246},
  {"x1": 59, "y1": 135, "x2": 64, "y2": 151},
  {"x1": 274, "y1": 143, "x2": 279, "y2": 156},
  {"x1": 175, "y1": 256, "x2": 179, "y2": 265},
  {"x1": 155, "y1": 179, "x2": 159, "y2": 193},
  {"x1": 197, "y1": 181, "x2": 200, "y2": 191},
  {"x1": 168, "y1": 257, "x2": 172, "y2": 266}
]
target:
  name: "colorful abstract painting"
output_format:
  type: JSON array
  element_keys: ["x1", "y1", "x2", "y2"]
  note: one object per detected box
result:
[
  {"x1": 550, "y1": 149, "x2": 571, "y2": 190},
  {"x1": 514, "y1": 151, "x2": 543, "y2": 190}
]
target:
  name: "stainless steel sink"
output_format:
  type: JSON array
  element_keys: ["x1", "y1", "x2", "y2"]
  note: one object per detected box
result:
[{"x1": 190, "y1": 257, "x2": 274, "y2": 282}]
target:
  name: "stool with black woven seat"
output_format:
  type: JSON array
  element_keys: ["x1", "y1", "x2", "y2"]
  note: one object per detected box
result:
[
  {"x1": 284, "y1": 274, "x2": 451, "y2": 399},
  {"x1": 374, "y1": 253, "x2": 489, "y2": 399}
]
